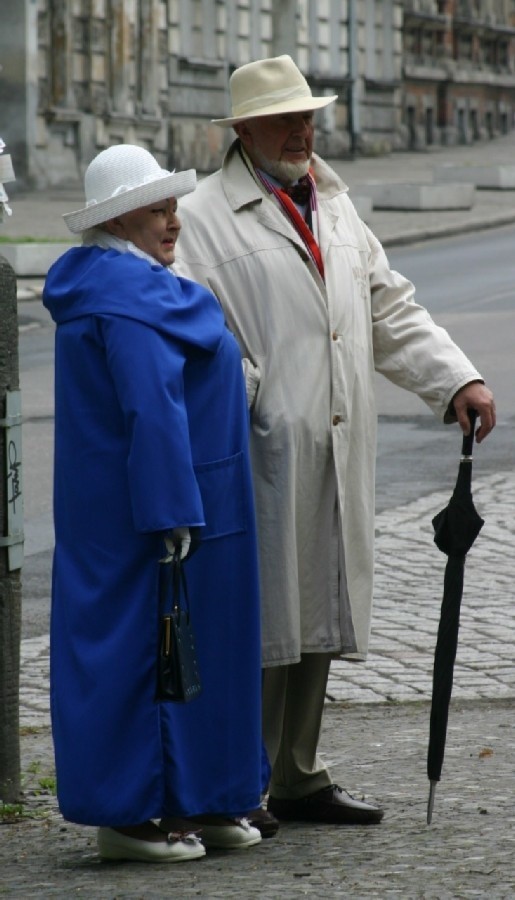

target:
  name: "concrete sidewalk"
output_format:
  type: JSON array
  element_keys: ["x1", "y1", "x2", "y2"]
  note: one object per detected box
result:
[{"x1": 3, "y1": 132, "x2": 515, "y2": 897}]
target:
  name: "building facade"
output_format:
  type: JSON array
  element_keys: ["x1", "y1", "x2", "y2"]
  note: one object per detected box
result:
[
  {"x1": 0, "y1": 0, "x2": 514, "y2": 189},
  {"x1": 1, "y1": 0, "x2": 404, "y2": 187},
  {"x1": 403, "y1": 0, "x2": 515, "y2": 148}
]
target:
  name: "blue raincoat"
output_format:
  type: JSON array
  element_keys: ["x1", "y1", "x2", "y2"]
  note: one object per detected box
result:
[{"x1": 43, "y1": 246, "x2": 263, "y2": 825}]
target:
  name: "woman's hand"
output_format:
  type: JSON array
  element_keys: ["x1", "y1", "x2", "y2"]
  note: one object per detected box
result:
[{"x1": 163, "y1": 527, "x2": 191, "y2": 561}]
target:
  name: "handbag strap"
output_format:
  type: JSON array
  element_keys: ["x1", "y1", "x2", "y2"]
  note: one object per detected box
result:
[
  {"x1": 159, "y1": 552, "x2": 190, "y2": 616},
  {"x1": 171, "y1": 553, "x2": 190, "y2": 615}
]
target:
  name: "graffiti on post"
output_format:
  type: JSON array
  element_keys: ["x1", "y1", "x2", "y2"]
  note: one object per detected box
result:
[
  {"x1": 1, "y1": 391, "x2": 24, "y2": 571},
  {"x1": 7, "y1": 438, "x2": 22, "y2": 514}
]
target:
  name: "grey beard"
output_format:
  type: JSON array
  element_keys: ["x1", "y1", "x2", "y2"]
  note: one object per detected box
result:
[{"x1": 251, "y1": 147, "x2": 310, "y2": 186}]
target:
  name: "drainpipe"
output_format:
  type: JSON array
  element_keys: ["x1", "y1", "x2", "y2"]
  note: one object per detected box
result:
[{"x1": 347, "y1": 0, "x2": 359, "y2": 158}]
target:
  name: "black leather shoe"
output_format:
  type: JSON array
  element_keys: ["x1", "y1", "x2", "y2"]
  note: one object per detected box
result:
[
  {"x1": 268, "y1": 784, "x2": 384, "y2": 825},
  {"x1": 246, "y1": 807, "x2": 280, "y2": 838}
]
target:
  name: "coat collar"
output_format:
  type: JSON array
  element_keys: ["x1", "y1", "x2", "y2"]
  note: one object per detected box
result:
[
  {"x1": 310, "y1": 153, "x2": 349, "y2": 201},
  {"x1": 221, "y1": 140, "x2": 266, "y2": 211}
]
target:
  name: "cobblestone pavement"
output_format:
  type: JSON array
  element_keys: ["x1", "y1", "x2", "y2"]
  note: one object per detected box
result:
[
  {"x1": 2, "y1": 698, "x2": 515, "y2": 899},
  {"x1": 3, "y1": 131, "x2": 515, "y2": 897}
]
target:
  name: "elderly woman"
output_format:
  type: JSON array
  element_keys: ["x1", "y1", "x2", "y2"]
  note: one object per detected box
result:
[{"x1": 43, "y1": 144, "x2": 264, "y2": 861}]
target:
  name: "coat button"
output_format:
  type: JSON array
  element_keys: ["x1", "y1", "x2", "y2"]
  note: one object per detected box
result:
[
  {"x1": 332, "y1": 414, "x2": 342, "y2": 426},
  {"x1": 332, "y1": 331, "x2": 338, "y2": 341}
]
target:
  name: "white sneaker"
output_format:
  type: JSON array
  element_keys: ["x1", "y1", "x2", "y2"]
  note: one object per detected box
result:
[
  {"x1": 97, "y1": 826, "x2": 206, "y2": 862},
  {"x1": 189, "y1": 816, "x2": 262, "y2": 849}
]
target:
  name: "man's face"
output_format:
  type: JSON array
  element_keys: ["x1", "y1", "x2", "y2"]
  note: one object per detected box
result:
[{"x1": 236, "y1": 111, "x2": 315, "y2": 183}]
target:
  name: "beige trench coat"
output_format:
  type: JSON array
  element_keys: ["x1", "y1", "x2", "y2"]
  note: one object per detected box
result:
[{"x1": 174, "y1": 141, "x2": 482, "y2": 667}]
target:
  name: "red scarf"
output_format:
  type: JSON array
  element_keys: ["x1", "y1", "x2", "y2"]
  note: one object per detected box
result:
[{"x1": 255, "y1": 169, "x2": 324, "y2": 280}]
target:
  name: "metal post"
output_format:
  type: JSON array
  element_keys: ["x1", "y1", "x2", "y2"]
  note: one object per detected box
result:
[
  {"x1": 0, "y1": 253, "x2": 22, "y2": 803},
  {"x1": 347, "y1": 0, "x2": 359, "y2": 158}
]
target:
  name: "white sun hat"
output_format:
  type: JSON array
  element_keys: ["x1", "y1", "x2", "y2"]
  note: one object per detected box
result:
[
  {"x1": 63, "y1": 144, "x2": 197, "y2": 234},
  {"x1": 212, "y1": 54, "x2": 337, "y2": 127}
]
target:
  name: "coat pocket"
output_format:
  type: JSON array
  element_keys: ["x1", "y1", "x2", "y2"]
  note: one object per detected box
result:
[{"x1": 194, "y1": 451, "x2": 247, "y2": 540}]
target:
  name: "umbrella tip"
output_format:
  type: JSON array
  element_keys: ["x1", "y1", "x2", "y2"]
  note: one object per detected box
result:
[{"x1": 427, "y1": 781, "x2": 437, "y2": 825}]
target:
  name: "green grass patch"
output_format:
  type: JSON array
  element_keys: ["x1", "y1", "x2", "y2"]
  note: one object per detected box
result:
[
  {"x1": 0, "y1": 236, "x2": 74, "y2": 244},
  {"x1": 37, "y1": 776, "x2": 56, "y2": 793},
  {"x1": 22, "y1": 762, "x2": 57, "y2": 795},
  {"x1": 19, "y1": 725, "x2": 45, "y2": 735},
  {"x1": 0, "y1": 802, "x2": 24, "y2": 821}
]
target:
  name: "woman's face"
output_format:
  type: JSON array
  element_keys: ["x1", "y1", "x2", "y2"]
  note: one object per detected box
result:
[{"x1": 107, "y1": 197, "x2": 181, "y2": 266}]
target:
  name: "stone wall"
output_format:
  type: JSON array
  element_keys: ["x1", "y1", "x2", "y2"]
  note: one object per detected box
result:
[
  {"x1": 0, "y1": 0, "x2": 408, "y2": 187},
  {"x1": 403, "y1": 0, "x2": 515, "y2": 150}
]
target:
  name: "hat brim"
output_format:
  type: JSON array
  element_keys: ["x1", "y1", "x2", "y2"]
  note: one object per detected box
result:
[
  {"x1": 63, "y1": 169, "x2": 197, "y2": 234},
  {"x1": 212, "y1": 94, "x2": 337, "y2": 127}
]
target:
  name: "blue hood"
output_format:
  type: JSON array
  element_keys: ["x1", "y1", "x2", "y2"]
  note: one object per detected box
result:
[{"x1": 43, "y1": 245, "x2": 224, "y2": 354}]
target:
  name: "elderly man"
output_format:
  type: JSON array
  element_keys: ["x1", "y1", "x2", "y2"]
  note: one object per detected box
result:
[{"x1": 174, "y1": 55, "x2": 495, "y2": 830}]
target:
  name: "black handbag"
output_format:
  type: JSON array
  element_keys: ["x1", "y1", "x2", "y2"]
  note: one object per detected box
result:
[{"x1": 155, "y1": 553, "x2": 202, "y2": 703}]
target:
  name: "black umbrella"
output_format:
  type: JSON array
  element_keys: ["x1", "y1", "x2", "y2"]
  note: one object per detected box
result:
[{"x1": 426, "y1": 410, "x2": 484, "y2": 824}]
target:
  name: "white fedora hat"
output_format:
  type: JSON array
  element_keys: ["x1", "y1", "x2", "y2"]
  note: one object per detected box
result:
[
  {"x1": 212, "y1": 54, "x2": 337, "y2": 127},
  {"x1": 63, "y1": 144, "x2": 197, "y2": 234}
]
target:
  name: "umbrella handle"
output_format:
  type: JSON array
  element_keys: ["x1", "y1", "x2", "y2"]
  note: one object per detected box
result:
[{"x1": 461, "y1": 409, "x2": 477, "y2": 459}]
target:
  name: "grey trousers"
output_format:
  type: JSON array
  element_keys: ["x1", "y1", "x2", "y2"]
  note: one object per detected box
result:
[{"x1": 262, "y1": 653, "x2": 333, "y2": 799}]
